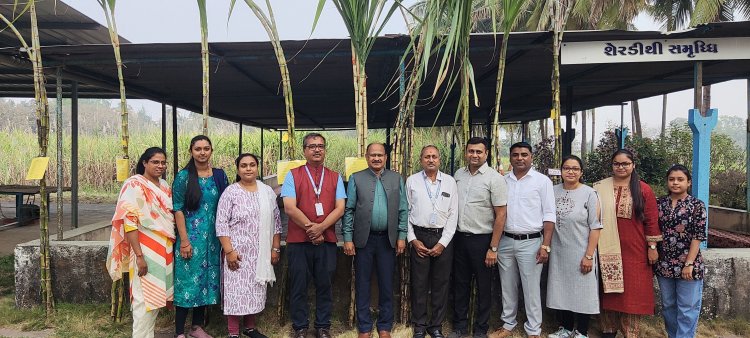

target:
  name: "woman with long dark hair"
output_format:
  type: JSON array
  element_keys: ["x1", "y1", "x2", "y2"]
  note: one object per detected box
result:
[
  {"x1": 594, "y1": 149, "x2": 662, "y2": 338},
  {"x1": 172, "y1": 135, "x2": 228, "y2": 338},
  {"x1": 547, "y1": 155, "x2": 602, "y2": 338},
  {"x1": 655, "y1": 165, "x2": 706, "y2": 338},
  {"x1": 215, "y1": 153, "x2": 281, "y2": 338},
  {"x1": 107, "y1": 147, "x2": 175, "y2": 338}
]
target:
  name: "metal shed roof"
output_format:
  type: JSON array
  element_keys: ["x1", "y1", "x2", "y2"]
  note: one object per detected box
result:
[
  {"x1": 0, "y1": 20, "x2": 748, "y2": 129},
  {"x1": 0, "y1": 0, "x2": 129, "y2": 47}
]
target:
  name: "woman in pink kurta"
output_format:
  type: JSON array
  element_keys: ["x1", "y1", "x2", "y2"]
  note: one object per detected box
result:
[{"x1": 215, "y1": 154, "x2": 281, "y2": 338}]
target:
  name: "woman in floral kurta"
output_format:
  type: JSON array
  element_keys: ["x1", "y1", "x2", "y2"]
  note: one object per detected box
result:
[
  {"x1": 655, "y1": 165, "x2": 706, "y2": 338},
  {"x1": 172, "y1": 135, "x2": 227, "y2": 338},
  {"x1": 216, "y1": 153, "x2": 281, "y2": 338}
]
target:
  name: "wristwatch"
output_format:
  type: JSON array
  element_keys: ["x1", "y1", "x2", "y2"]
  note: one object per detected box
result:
[
  {"x1": 585, "y1": 254, "x2": 594, "y2": 260},
  {"x1": 648, "y1": 243, "x2": 657, "y2": 250},
  {"x1": 684, "y1": 261, "x2": 694, "y2": 267},
  {"x1": 272, "y1": 248, "x2": 281, "y2": 253},
  {"x1": 541, "y1": 245, "x2": 551, "y2": 253},
  {"x1": 489, "y1": 246, "x2": 498, "y2": 253}
]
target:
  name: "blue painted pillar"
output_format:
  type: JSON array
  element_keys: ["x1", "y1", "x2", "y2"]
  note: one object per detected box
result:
[
  {"x1": 615, "y1": 127, "x2": 628, "y2": 149},
  {"x1": 688, "y1": 108, "x2": 717, "y2": 248}
]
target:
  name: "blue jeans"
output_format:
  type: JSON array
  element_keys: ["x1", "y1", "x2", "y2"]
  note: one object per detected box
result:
[
  {"x1": 657, "y1": 276, "x2": 703, "y2": 338},
  {"x1": 354, "y1": 232, "x2": 396, "y2": 333}
]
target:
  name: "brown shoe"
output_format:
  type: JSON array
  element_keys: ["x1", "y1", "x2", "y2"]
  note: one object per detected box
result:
[
  {"x1": 488, "y1": 328, "x2": 513, "y2": 338},
  {"x1": 378, "y1": 331, "x2": 391, "y2": 338},
  {"x1": 527, "y1": 336, "x2": 541, "y2": 338},
  {"x1": 358, "y1": 333, "x2": 371, "y2": 338},
  {"x1": 316, "y1": 328, "x2": 332, "y2": 338},
  {"x1": 293, "y1": 328, "x2": 307, "y2": 338}
]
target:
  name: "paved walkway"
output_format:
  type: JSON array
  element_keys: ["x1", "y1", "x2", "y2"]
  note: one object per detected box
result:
[{"x1": 0, "y1": 202, "x2": 114, "y2": 255}]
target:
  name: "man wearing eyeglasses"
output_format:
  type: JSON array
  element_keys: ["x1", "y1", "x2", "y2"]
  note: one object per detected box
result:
[
  {"x1": 492, "y1": 142, "x2": 556, "y2": 338},
  {"x1": 343, "y1": 143, "x2": 408, "y2": 338},
  {"x1": 449, "y1": 137, "x2": 507, "y2": 338},
  {"x1": 281, "y1": 132, "x2": 347, "y2": 338}
]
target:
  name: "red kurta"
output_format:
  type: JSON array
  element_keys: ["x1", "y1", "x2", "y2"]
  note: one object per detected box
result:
[{"x1": 601, "y1": 181, "x2": 661, "y2": 315}]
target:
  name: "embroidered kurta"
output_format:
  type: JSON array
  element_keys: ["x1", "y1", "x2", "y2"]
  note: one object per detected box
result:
[
  {"x1": 655, "y1": 195, "x2": 707, "y2": 280},
  {"x1": 172, "y1": 169, "x2": 225, "y2": 307},
  {"x1": 107, "y1": 175, "x2": 175, "y2": 312},
  {"x1": 215, "y1": 183, "x2": 282, "y2": 315},
  {"x1": 547, "y1": 184, "x2": 602, "y2": 314},
  {"x1": 601, "y1": 181, "x2": 662, "y2": 315}
]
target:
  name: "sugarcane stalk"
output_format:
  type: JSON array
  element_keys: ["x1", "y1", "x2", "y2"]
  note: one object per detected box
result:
[
  {"x1": 238, "y1": 0, "x2": 297, "y2": 159},
  {"x1": 116, "y1": 277, "x2": 125, "y2": 322},
  {"x1": 197, "y1": 0, "x2": 210, "y2": 135},
  {"x1": 98, "y1": 0, "x2": 129, "y2": 164},
  {"x1": 30, "y1": 0, "x2": 54, "y2": 317}
]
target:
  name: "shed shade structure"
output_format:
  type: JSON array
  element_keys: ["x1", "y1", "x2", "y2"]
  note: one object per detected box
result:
[
  {"x1": 0, "y1": 22, "x2": 748, "y2": 129},
  {"x1": 0, "y1": 0, "x2": 128, "y2": 46}
]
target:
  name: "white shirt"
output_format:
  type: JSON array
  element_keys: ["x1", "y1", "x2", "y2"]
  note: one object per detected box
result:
[
  {"x1": 406, "y1": 170, "x2": 458, "y2": 248},
  {"x1": 504, "y1": 168, "x2": 556, "y2": 233}
]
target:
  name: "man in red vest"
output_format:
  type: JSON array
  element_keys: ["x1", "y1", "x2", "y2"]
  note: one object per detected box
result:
[{"x1": 281, "y1": 133, "x2": 346, "y2": 338}]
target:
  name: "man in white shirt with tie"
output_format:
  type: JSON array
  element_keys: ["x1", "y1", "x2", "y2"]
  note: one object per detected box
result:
[
  {"x1": 406, "y1": 145, "x2": 458, "y2": 338},
  {"x1": 493, "y1": 142, "x2": 556, "y2": 338}
]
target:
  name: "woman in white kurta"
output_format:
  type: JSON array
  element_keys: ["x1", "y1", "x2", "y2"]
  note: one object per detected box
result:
[
  {"x1": 215, "y1": 154, "x2": 281, "y2": 338},
  {"x1": 547, "y1": 155, "x2": 602, "y2": 338}
]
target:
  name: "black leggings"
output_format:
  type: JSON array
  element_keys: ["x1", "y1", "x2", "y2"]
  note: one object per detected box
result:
[
  {"x1": 559, "y1": 310, "x2": 590, "y2": 335},
  {"x1": 175, "y1": 306, "x2": 206, "y2": 335}
]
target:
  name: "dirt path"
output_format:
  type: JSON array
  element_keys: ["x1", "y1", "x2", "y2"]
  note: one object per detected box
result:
[{"x1": 0, "y1": 328, "x2": 53, "y2": 338}]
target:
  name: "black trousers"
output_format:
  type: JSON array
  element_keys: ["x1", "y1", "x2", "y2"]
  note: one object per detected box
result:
[
  {"x1": 287, "y1": 242, "x2": 337, "y2": 330},
  {"x1": 452, "y1": 233, "x2": 493, "y2": 334},
  {"x1": 410, "y1": 227, "x2": 453, "y2": 333}
]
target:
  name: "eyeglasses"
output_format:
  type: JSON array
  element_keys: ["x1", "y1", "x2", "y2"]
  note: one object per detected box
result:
[
  {"x1": 148, "y1": 160, "x2": 168, "y2": 166},
  {"x1": 562, "y1": 166, "x2": 581, "y2": 172},
  {"x1": 305, "y1": 144, "x2": 326, "y2": 150},
  {"x1": 612, "y1": 162, "x2": 633, "y2": 168}
]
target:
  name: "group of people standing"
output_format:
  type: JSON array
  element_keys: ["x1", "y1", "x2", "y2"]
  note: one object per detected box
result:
[
  {"x1": 106, "y1": 131, "x2": 706, "y2": 338},
  {"x1": 106, "y1": 135, "x2": 280, "y2": 338}
]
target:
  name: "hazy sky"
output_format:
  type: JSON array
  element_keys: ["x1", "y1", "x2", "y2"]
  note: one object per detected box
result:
[{"x1": 65, "y1": 0, "x2": 748, "y2": 139}]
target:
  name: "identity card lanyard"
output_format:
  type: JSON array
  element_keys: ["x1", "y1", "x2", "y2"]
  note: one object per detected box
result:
[
  {"x1": 305, "y1": 166, "x2": 326, "y2": 216},
  {"x1": 423, "y1": 172, "x2": 441, "y2": 225}
]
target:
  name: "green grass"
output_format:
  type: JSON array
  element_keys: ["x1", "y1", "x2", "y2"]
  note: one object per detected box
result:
[{"x1": 0, "y1": 254, "x2": 748, "y2": 337}]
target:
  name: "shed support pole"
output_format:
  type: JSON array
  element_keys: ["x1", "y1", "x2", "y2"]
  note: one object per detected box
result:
[
  {"x1": 688, "y1": 62, "x2": 716, "y2": 249},
  {"x1": 71, "y1": 82, "x2": 79, "y2": 228},
  {"x1": 260, "y1": 128, "x2": 265, "y2": 178},
  {"x1": 161, "y1": 103, "x2": 167, "y2": 178},
  {"x1": 55, "y1": 68, "x2": 63, "y2": 240},
  {"x1": 172, "y1": 105, "x2": 178, "y2": 176},
  {"x1": 563, "y1": 87, "x2": 574, "y2": 157},
  {"x1": 746, "y1": 78, "x2": 750, "y2": 212},
  {"x1": 239, "y1": 123, "x2": 243, "y2": 156}
]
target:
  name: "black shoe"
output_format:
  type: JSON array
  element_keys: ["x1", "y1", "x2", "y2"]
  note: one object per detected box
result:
[
  {"x1": 413, "y1": 331, "x2": 426, "y2": 338},
  {"x1": 229, "y1": 335, "x2": 240, "y2": 338},
  {"x1": 447, "y1": 329, "x2": 466, "y2": 338},
  {"x1": 316, "y1": 328, "x2": 332, "y2": 338},
  {"x1": 429, "y1": 329, "x2": 445, "y2": 338},
  {"x1": 242, "y1": 328, "x2": 268, "y2": 338},
  {"x1": 293, "y1": 328, "x2": 308, "y2": 338},
  {"x1": 601, "y1": 333, "x2": 616, "y2": 338}
]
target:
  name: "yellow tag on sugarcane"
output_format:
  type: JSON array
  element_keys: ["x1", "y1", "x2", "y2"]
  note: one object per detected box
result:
[
  {"x1": 26, "y1": 157, "x2": 50, "y2": 180},
  {"x1": 116, "y1": 158, "x2": 130, "y2": 182},
  {"x1": 282, "y1": 132, "x2": 289, "y2": 143},
  {"x1": 344, "y1": 157, "x2": 368, "y2": 182},
  {"x1": 550, "y1": 108, "x2": 558, "y2": 119},
  {"x1": 276, "y1": 160, "x2": 306, "y2": 185}
]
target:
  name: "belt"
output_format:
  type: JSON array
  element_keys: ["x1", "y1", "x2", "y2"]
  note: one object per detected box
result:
[
  {"x1": 370, "y1": 230, "x2": 388, "y2": 236},
  {"x1": 414, "y1": 226, "x2": 443, "y2": 234},
  {"x1": 457, "y1": 231, "x2": 491, "y2": 237},
  {"x1": 503, "y1": 231, "x2": 542, "y2": 240}
]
